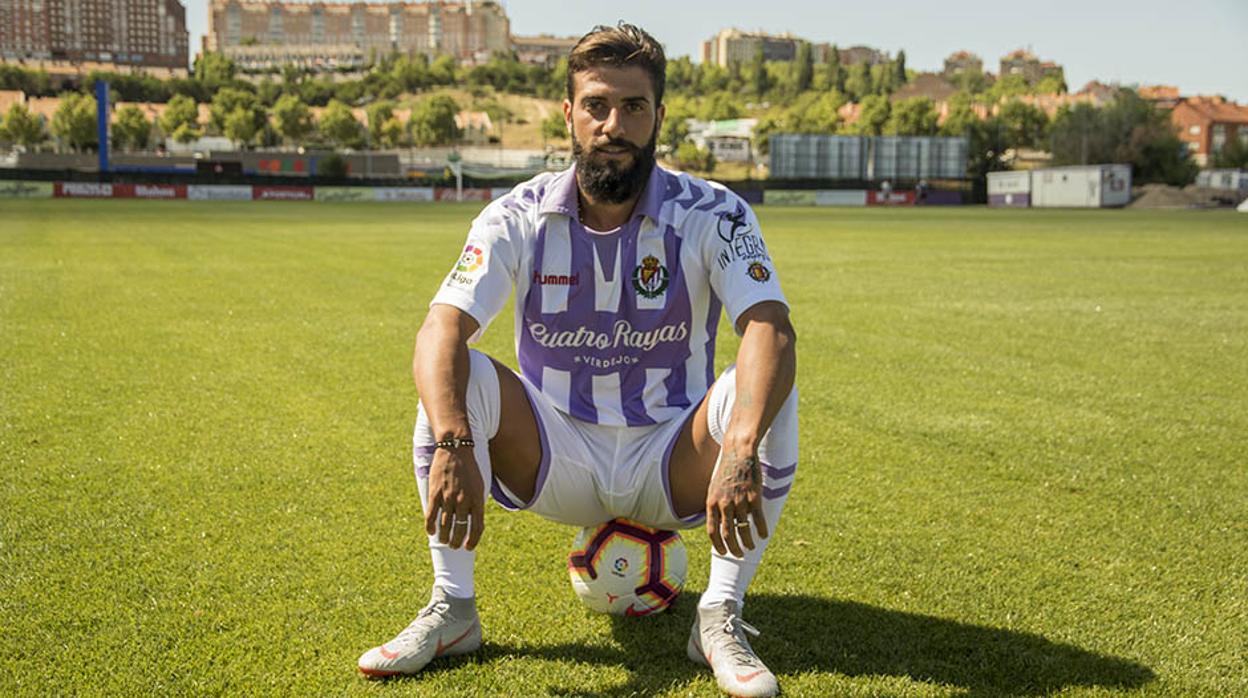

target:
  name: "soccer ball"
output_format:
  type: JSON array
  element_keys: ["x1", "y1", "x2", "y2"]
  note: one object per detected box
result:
[{"x1": 568, "y1": 518, "x2": 687, "y2": 616}]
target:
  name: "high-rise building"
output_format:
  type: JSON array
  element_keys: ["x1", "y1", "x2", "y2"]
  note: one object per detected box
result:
[
  {"x1": 699, "y1": 29, "x2": 887, "y2": 70},
  {"x1": 205, "y1": 0, "x2": 510, "y2": 73},
  {"x1": 0, "y1": 0, "x2": 188, "y2": 70},
  {"x1": 700, "y1": 28, "x2": 799, "y2": 68}
]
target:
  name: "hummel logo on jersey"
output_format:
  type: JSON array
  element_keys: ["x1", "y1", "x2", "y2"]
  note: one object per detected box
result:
[{"x1": 532, "y1": 271, "x2": 580, "y2": 286}]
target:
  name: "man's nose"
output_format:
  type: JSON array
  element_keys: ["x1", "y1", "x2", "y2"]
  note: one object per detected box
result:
[{"x1": 601, "y1": 107, "x2": 626, "y2": 139}]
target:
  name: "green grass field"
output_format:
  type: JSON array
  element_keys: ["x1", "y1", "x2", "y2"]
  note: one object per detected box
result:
[{"x1": 1, "y1": 201, "x2": 1245, "y2": 697}]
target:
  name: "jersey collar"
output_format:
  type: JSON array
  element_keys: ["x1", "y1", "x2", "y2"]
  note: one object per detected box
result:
[{"x1": 538, "y1": 164, "x2": 665, "y2": 226}]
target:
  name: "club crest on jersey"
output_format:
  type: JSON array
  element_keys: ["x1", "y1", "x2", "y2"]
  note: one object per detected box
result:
[
  {"x1": 717, "y1": 203, "x2": 752, "y2": 243},
  {"x1": 631, "y1": 255, "x2": 669, "y2": 299},
  {"x1": 747, "y1": 262, "x2": 772, "y2": 283}
]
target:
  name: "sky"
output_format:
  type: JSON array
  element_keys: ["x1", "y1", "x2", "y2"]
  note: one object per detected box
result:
[{"x1": 182, "y1": 0, "x2": 1248, "y2": 102}]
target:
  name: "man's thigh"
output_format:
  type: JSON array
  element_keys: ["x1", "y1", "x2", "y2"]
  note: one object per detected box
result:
[
  {"x1": 663, "y1": 367, "x2": 736, "y2": 522},
  {"x1": 487, "y1": 358, "x2": 612, "y2": 527}
]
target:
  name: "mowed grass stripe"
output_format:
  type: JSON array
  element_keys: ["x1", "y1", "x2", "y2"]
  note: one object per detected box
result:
[{"x1": 1, "y1": 201, "x2": 1245, "y2": 696}]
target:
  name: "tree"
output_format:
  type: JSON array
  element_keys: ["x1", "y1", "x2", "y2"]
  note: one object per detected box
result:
[
  {"x1": 223, "y1": 106, "x2": 260, "y2": 147},
  {"x1": 748, "y1": 46, "x2": 770, "y2": 97},
  {"x1": 541, "y1": 110, "x2": 568, "y2": 144},
  {"x1": 429, "y1": 55, "x2": 457, "y2": 86},
  {"x1": 850, "y1": 94, "x2": 890, "y2": 136},
  {"x1": 701, "y1": 92, "x2": 741, "y2": 121},
  {"x1": 161, "y1": 94, "x2": 200, "y2": 143},
  {"x1": 1050, "y1": 90, "x2": 1196, "y2": 185},
  {"x1": 815, "y1": 45, "x2": 844, "y2": 93},
  {"x1": 210, "y1": 87, "x2": 264, "y2": 136},
  {"x1": 987, "y1": 73, "x2": 1031, "y2": 102},
  {"x1": 194, "y1": 52, "x2": 237, "y2": 93},
  {"x1": 671, "y1": 142, "x2": 715, "y2": 172},
  {"x1": 365, "y1": 100, "x2": 395, "y2": 144},
  {"x1": 1, "y1": 103, "x2": 46, "y2": 146},
  {"x1": 51, "y1": 92, "x2": 98, "y2": 151},
  {"x1": 112, "y1": 105, "x2": 151, "y2": 151},
  {"x1": 1213, "y1": 136, "x2": 1248, "y2": 169},
  {"x1": 794, "y1": 42, "x2": 813, "y2": 94},
  {"x1": 884, "y1": 97, "x2": 939, "y2": 136},
  {"x1": 894, "y1": 50, "x2": 907, "y2": 86},
  {"x1": 940, "y1": 91, "x2": 980, "y2": 137},
  {"x1": 409, "y1": 94, "x2": 460, "y2": 146},
  {"x1": 319, "y1": 99, "x2": 363, "y2": 148},
  {"x1": 377, "y1": 116, "x2": 406, "y2": 148},
  {"x1": 844, "y1": 62, "x2": 872, "y2": 101},
  {"x1": 998, "y1": 99, "x2": 1049, "y2": 148},
  {"x1": 271, "y1": 93, "x2": 313, "y2": 145}
]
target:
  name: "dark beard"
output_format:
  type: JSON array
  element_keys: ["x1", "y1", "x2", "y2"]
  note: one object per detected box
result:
[{"x1": 572, "y1": 129, "x2": 657, "y2": 205}]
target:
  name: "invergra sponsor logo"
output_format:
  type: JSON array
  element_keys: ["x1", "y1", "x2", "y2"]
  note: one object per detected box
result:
[
  {"x1": 715, "y1": 231, "x2": 770, "y2": 270},
  {"x1": 527, "y1": 320, "x2": 688, "y2": 352}
]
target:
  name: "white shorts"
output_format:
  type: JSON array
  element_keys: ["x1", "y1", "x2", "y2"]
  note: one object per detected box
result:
[{"x1": 489, "y1": 366, "x2": 735, "y2": 531}]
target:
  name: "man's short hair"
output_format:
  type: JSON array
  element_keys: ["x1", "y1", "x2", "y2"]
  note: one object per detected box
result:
[{"x1": 566, "y1": 22, "x2": 667, "y2": 106}]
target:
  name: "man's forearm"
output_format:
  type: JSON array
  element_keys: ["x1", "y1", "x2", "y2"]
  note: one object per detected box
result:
[
  {"x1": 414, "y1": 308, "x2": 475, "y2": 441},
  {"x1": 722, "y1": 313, "x2": 797, "y2": 456}
]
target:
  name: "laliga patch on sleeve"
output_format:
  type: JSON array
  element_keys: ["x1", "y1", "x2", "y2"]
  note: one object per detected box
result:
[{"x1": 448, "y1": 243, "x2": 488, "y2": 287}]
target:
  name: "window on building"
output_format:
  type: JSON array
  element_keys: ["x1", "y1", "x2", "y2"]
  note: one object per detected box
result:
[
  {"x1": 1238, "y1": 127, "x2": 1248, "y2": 148},
  {"x1": 1211, "y1": 124, "x2": 1227, "y2": 154}
]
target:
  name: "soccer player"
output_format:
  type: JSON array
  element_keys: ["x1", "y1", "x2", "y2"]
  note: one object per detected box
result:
[{"x1": 358, "y1": 23, "x2": 798, "y2": 698}]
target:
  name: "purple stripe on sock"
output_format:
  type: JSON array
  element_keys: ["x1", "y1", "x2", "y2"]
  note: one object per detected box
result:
[
  {"x1": 763, "y1": 462, "x2": 796, "y2": 480},
  {"x1": 763, "y1": 483, "x2": 792, "y2": 500},
  {"x1": 415, "y1": 444, "x2": 437, "y2": 456},
  {"x1": 417, "y1": 465, "x2": 430, "y2": 478}
]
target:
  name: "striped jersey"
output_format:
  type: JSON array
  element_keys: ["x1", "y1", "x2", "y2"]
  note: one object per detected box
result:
[{"x1": 430, "y1": 165, "x2": 787, "y2": 427}]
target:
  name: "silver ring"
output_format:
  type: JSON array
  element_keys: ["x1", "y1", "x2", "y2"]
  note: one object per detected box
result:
[
  {"x1": 454, "y1": 517, "x2": 470, "y2": 525},
  {"x1": 735, "y1": 521, "x2": 751, "y2": 528}
]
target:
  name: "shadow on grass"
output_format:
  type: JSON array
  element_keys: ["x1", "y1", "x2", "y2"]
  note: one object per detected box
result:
[{"x1": 389, "y1": 593, "x2": 1155, "y2": 697}]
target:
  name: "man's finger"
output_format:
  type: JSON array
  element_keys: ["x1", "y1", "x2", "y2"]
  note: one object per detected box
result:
[
  {"x1": 466, "y1": 503, "x2": 484, "y2": 551},
  {"x1": 707, "y1": 506, "x2": 726, "y2": 556},
  {"x1": 438, "y1": 507, "x2": 453, "y2": 544},
  {"x1": 737, "y1": 505, "x2": 756, "y2": 551},
  {"x1": 448, "y1": 505, "x2": 468, "y2": 549},
  {"x1": 751, "y1": 498, "x2": 770, "y2": 540},
  {"x1": 424, "y1": 491, "x2": 442, "y2": 536},
  {"x1": 721, "y1": 505, "x2": 744, "y2": 558}
]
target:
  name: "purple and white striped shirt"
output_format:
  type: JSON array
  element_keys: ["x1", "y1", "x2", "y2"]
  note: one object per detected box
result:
[{"x1": 432, "y1": 165, "x2": 786, "y2": 427}]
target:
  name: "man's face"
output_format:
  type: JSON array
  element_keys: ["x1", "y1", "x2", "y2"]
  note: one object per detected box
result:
[{"x1": 564, "y1": 65, "x2": 665, "y2": 205}]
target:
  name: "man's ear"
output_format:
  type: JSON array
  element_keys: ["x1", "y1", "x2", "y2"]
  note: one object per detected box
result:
[{"x1": 562, "y1": 98, "x2": 573, "y2": 131}]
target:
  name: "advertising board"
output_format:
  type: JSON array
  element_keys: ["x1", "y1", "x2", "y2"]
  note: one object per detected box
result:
[{"x1": 187, "y1": 185, "x2": 254, "y2": 201}]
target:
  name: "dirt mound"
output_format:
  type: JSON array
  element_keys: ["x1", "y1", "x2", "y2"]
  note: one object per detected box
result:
[
  {"x1": 1129, "y1": 184, "x2": 1201, "y2": 208},
  {"x1": 1129, "y1": 184, "x2": 1244, "y2": 209}
]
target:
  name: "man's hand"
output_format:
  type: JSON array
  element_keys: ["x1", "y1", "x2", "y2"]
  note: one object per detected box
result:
[
  {"x1": 424, "y1": 446, "x2": 485, "y2": 551},
  {"x1": 705, "y1": 444, "x2": 770, "y2": 557}
]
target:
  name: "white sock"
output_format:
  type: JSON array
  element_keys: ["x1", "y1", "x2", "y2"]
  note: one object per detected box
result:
[
  {"x1": 699, "y1": 369, "x2": 799, "y2": 610},
  {"x1": 412, "y1": 350, "x2": 501, "y2": 600}
]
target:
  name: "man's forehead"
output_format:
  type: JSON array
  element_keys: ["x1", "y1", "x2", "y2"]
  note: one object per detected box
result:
[{"x1": 572, "y1": 66, "x2": 655, "y2": 101}]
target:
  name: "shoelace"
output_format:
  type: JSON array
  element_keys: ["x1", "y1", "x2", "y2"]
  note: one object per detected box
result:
[
  {"x1": 396, "y1": 601, "x2": 450, "y2": 642},
  {"x1": 719, "y1": 614, "x2": 763, "y2": 665}
]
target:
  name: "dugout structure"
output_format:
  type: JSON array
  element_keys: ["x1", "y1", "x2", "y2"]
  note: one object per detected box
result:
[{"x1": 770, "y1": 134, "x2": 969, "y2": 181}]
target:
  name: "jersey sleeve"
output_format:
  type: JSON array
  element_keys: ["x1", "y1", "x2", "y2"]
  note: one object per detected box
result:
[
  {"x1": 703, "y1": 193, "x2": 788, "y2": 333},
  {"x1": 429, "y1": 202, "x2": 522, "y2": 343}
]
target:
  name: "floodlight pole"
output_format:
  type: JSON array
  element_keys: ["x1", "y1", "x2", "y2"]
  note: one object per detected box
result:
[{"x1": 95, "y1": 79, "x2": 110, "y2": 174}]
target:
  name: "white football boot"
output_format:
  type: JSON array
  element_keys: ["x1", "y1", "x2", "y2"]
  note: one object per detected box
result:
[
  {"x1": 687, "y1": 600, "x2": 780, "y2": 697},
  {"x1": 357, "y1": 587, "x2": 482, "y2": 678}
]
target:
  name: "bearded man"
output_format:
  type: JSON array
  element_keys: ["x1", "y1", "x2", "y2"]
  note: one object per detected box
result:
[{"x1": 358, "y1": 23, "x2": 799, "y2": 698}]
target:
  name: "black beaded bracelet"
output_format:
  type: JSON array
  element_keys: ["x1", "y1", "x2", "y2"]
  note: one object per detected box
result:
[{"x1": 435, "y1": 437, "x2": 475, "y2": 450}]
